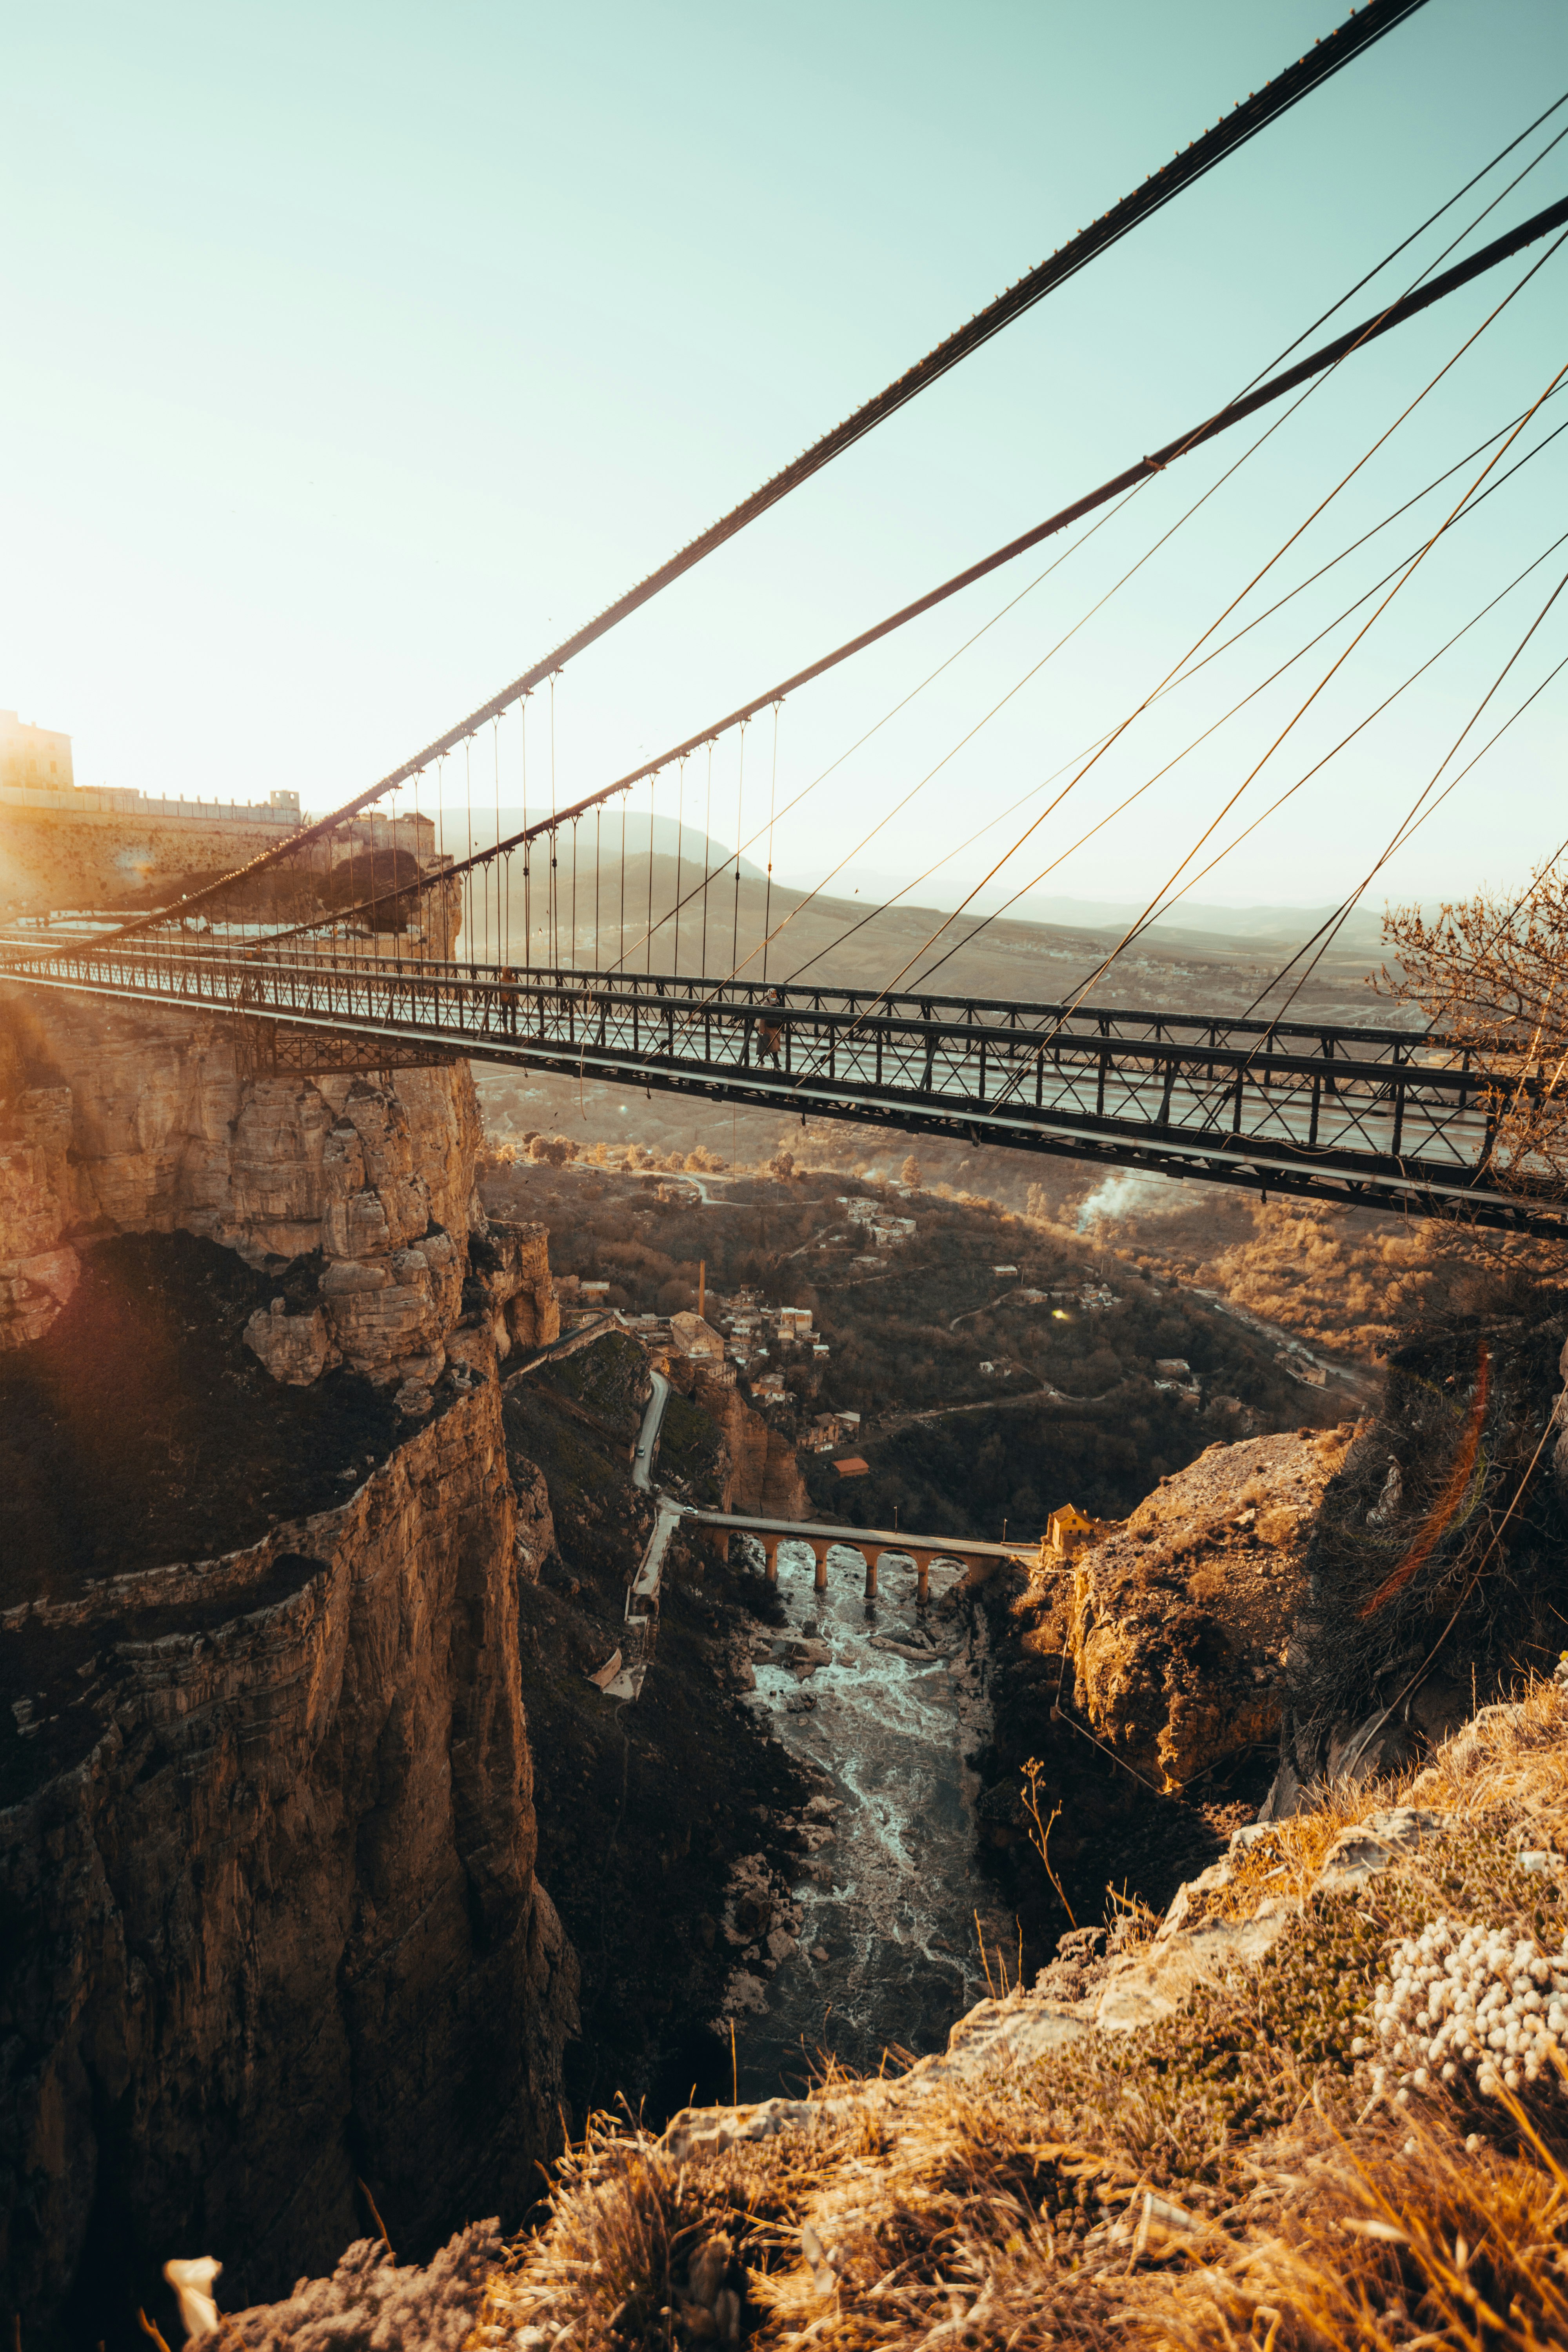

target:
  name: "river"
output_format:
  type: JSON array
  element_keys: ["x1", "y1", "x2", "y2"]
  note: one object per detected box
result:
[{"x1": 729, "y1": 1544, "x2": 1010, "y2": 2102}]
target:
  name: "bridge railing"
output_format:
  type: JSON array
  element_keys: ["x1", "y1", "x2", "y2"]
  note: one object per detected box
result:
[
  {"x1": 7, "y1": 937, "x2": 1562, "y2": 1225},
  {"x1": 7, "y1": 931, "x2": 1463, "y2": 1059}
]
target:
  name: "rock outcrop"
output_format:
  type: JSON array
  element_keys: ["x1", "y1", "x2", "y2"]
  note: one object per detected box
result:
[
  {"x1": 0, "y1": 988, "x2": 488, "y2": 1386},
  {"x1": 1064, "y1": 1427, "x2": 1355, "y2": 1791},
  {"x1": 0, "y1": 1380, "x2": 578, "y2": 2341},
  {"x1": 689, "y1": 1364, "x2": 808, "y2": 1519},
  {"x1": 1266, "y1": 1309, "x2": 1568, "y2": 1813}
]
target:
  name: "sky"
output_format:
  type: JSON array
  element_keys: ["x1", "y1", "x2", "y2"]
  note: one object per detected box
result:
[{"x1": 4, "y1": 0, "x2": 1567, "y2": 928}]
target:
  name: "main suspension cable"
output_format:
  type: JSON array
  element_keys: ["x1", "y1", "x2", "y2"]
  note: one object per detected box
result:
[
  {"x1": 872, "y1": 231, "x2": 1568, "y2": 1015},
  {"x1": 109, "y1": 0, "x2": 1428, "y2": 944},
  {"x1": 243, "y1": 191, "x2": 1568, "y2": 965}
]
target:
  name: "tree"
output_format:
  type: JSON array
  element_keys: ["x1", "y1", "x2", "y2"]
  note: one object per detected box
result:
[
  {"x1": 1381, "y1": 866, "x2": 1568, "y2": 1197},
  {"x1": 901, "y1": 1155, "x2": 922, "y2": 1190},
  {"x1": 527, "y1": 1133, "x2": 578, "y2": 1167}
]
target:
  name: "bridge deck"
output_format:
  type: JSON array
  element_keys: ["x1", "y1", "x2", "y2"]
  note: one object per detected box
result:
[
  {"x1": 682, "y1": 1509, "x2": 1031, "y2": 1560},
  {"x1": 4, "y1": 939, "x2": 1560, "y2": 1235}
]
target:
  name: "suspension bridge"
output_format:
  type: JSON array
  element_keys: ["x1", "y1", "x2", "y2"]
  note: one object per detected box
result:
[
  {"x1": 7, "y1": 934, "x2": 1558, "y2": 1235},
  {"x1": 4, "y1": 0, "x2": 1567, "y2": 1238}
]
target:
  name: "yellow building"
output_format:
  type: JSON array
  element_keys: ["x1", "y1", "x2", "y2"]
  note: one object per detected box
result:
[
  {"x1": 0, "y1": 710, "x2": 73, "y2": 791},
  {"x1": 1042, "y1": 1504, "x2": 1112, "y2": 1566}
]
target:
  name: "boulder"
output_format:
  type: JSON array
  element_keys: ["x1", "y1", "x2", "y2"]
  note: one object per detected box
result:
[
  {"x1": 1065, "y1": 1428, "x2": 1353, "y2": 1791},
  {"x1": 244, "y1": 1300, "x2": 336, "y2": 1386}
]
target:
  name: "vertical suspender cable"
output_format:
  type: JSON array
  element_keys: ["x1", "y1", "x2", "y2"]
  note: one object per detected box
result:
[
  {"x1": 700, "y1": 742, "x2": 714, "y2": 978},
  {"x1": 673, "y1": 757, "x2": 685, "y2": 977},
  {"x1": 618, "y1": 795, "x2": 627, "y2": 969},
  {"x1": 570, "y1": 818, "x2": 578, "y2": 970},
  {"x1": 730, "y1": 723, "x2": 746, "y2": 979},
  {"x1": 594, "y1": 805, "x2": 602, "y2": 971},
  {"x1": 521, "y1": 696, "x2": 532, "y2": 968},
  {"x1": 646, "y1": 776, "x2": 656, "y2": 974},
  {"x1": 464, "y1": 737, "x2": 474, "y2": 966},
  {"x1": 549, "y1": 674, "x2": 558, "y2": 971},
  {"x1": 411, "y1": 761, "x2": 421, "y2": 958},
  {"x1": 763, "y1": 702, "x2": 780, "y2": 982},
  {"x1": 436, "y1": 756, "x2": 447, "y2": 962}
]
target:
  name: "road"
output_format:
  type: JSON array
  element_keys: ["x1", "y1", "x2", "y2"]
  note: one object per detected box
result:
[
  {"x1": 627, "y1": 1171, "x2": 740, "y2": 1208},
  {"x1": 627, "y1": 1369, "x2": 683, "y2": 1616},
  {"x1": 630, "y1": 1368, "x2": 670, "y2": 1491},
  {"x1": 1185, "y1": 1284, "x2": 1377, "y2": 1400}
]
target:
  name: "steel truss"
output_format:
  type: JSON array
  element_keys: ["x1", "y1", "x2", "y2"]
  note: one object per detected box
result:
[{"x1": 7, "y1": 941, "x2": 1564, "y2": 1237}]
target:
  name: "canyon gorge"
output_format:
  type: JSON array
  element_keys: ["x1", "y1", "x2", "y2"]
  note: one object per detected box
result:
[{"x1": 4, "y1": 984, "x2": 1567, "y2": 2352}]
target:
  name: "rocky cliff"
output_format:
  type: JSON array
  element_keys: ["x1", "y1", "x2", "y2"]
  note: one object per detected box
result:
[
  {"x1": 1267, "y1": 1306, "x2": 1568, "y2": 1811},
  {"x1": 0, "y1": 987, "x2": 556, "y2": 1385},
  {"x1": 1063, "y1": 1426, "x2": 1355, "y2": 1792},
  {"x1": 659, "y1": 1355, "x2": 808, "y2": 1519},
  {"x1": 0, "y1": 1378, "x2": 578, "y2": 2345}
]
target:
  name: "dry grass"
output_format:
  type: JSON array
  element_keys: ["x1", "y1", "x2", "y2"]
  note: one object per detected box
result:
[
  {"x1": 1207, "y1": 1673, "x2": 1568, "y2": 1927},
  {"x1": 1127, "y1": 2095, "x2": 1568, "y2": 2350},
  {"x1": 485, "y1": 1682, "x2": 1568, "y2": 2350}
]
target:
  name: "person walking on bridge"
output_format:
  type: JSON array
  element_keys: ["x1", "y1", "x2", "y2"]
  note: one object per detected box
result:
[
  {"x1": 756, "y1": 987, "x2": 788, "y2": 1069},
  {"x1": 498, "y1": 966, "x2": 520, "y2": 1035}
]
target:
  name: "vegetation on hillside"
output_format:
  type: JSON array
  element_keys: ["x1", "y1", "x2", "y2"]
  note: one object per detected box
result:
[
  {"x1": 487, "y1": 1675, "x2": 1568, "y2": 2352},
  {"x1": 480, "y1": 1154, "x2": 1337, "y2": 1544},
  {"x1": 1379, "y1": 865, "x2": 1568, "y2": 1199}
]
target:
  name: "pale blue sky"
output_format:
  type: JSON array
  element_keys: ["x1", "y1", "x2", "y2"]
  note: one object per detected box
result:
[{"x1": 4, "y1": 0, "x2": 1566, "y2": 917}]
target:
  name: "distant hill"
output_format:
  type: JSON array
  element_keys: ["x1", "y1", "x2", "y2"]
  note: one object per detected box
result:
[
  {"x1": 772, "y1": 870, "x2": 1389, "y2": 951},
  {"x1": 436, "y1": 805, "x2": 767, "y2": 882}
]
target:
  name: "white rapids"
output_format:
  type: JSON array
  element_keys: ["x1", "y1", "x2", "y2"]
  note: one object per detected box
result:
[{"x1": 731, "y1": 1543, "x2": 1010, "y2": 2100}]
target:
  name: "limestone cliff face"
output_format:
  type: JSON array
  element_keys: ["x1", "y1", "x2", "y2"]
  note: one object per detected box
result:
[
  {"x1": 675, "y1": 1361, "x2": 809, "y2": 1518},
  {"x1": 0, "y1": 988, "x2": 485, "y2": 1384},
  {"x1": 1064, "y1": 1428, "x2": 1354, "y2": 1791},
  {"x1": 0, "y1": 1380, "x2": 578, "y2": 2339}
]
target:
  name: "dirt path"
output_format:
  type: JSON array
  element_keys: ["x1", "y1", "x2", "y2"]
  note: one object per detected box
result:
[{"x1": 862, "y1": 1381, "x2": 1118, "y2": 1440}]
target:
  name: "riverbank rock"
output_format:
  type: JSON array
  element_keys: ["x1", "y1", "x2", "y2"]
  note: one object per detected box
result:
[{"x1": 1066, "y1": 1426, "x2": 1356, "y2": 1791}]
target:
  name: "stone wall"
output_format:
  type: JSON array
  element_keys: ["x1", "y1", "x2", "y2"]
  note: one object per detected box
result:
[
  {"x1": 0, "y1": 1379, "x2": 579, "y2": 2340},
  {"x1": 0, "y1": 803, "x2": 293, "y2": 918},
  {"x1": 0, "y1": 803, "x2": 465, "y2": 957}
]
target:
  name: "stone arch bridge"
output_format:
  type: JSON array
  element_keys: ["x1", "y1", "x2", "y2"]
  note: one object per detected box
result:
[{"x1": 683, "y1": 1509, "x2": 1037, "y2": 1604}]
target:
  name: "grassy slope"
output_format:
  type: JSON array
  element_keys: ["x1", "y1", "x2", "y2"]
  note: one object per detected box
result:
[{"x1": 491, "y1": 1676, "x2": 1568, "y2": 2351}]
